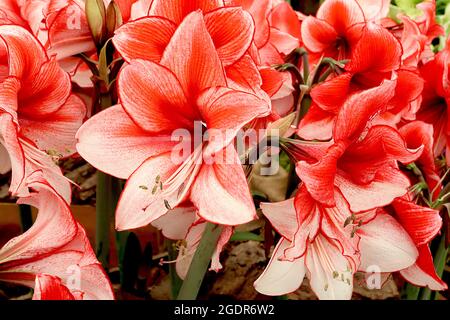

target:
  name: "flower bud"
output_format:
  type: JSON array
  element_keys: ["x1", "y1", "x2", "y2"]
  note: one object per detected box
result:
[
  {"x1": 85, "y1": 0, "x2": 107, "y2": 46},
  {"x1": 106, "y1": 1, "x2": 123, "y2": 39}
]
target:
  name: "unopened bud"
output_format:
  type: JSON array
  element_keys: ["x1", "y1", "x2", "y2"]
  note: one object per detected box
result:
[
  {"x1": 106, "y1": 1, "x2": 123, "y2": 39},
  {"x1": 85, "y1": 0, "x2": 107, "y2": 46}
]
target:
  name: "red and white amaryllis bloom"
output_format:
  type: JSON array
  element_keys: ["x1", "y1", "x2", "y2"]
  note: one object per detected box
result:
[
  {"x1": 255, "y1": 185, "x2": 420, "y2": 300},
  {"x1": 0, "y1": 25, "x2": 86, "y2": 200},
  {"x1": 77, "y1": 11, "x2": 270, "y2": 230},
  {"x1": 299, "y1": 23, "x2": 423, "y2": 140},
  {"x1": 112, "y1": 0, "x2": 299, "y2": 120},
  {"x1": 0, "y1": 0, "x2": 147, "y2": 87},
  {"x1": 0, "y1": 172, "x2": 114, "y2": 300}
]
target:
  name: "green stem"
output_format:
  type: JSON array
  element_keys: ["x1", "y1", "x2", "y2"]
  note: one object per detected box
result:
[
  {"x1": 19, "y1": 204, "x2": 33, "y2": 232},
  {"x1": 405, "y1": 283, "x2": 421, "y2": 300},
  {"x1": 167, "y1": 240, "x2": 183, "y2": 299},
  {"x1": 177, "y1": 223, "x2": 223, "y2": 300},
  {"x1": 95, "y1": 172, "x2": 116, "y2": 269},
  {"x1": 420, "y1": 235, "x2": 448, "y2": 300}
]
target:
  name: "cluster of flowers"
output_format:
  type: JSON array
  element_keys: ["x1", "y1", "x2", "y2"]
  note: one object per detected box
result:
[{"x1": 0, "y1": 0, "x2": 448, "y2": 299}]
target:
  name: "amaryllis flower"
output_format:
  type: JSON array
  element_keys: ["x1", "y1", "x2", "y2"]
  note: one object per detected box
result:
[
  {"x1": 152, "y1": 205, "x2": 233, "y2": 279},
  {"x1": 77, "y1": 11, "x2": 270, "y2": 229},
  {"x1": 255, "y1": 185, "x2": 419, "y2": 299},
  {"x1": 113, "y1": 0, "x2": 298, "y2": 121},
  {"x1": 0, "y1": 172, "x2": 114, "y2": 300},
  {"x1": 0, "y1": 25, "x2": 86, "y2": 200},
  {"x1": 296, "y1": 124, "x2": 422, "y2": 213},
  {"x1": 299, "y1": 23, "x2": 423, "y2": 140},
  {"x1": 416, "y1": 38, "x2": 450, "y2": 165},
  {"x1": 301, "y1": 0, "x2": 366, "y2": 61}
]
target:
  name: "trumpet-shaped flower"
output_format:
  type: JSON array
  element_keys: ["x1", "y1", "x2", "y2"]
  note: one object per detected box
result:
[
  {"x1": 77, "y1": 11, "x2": 270, "y2": 230},
  {"x1": 0, "y1": 25, "x2": 85, "y2": 200}
]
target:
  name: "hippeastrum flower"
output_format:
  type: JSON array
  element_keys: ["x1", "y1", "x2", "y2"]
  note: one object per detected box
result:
[
  {"x1": 113, "y1": 0, "x2": 299, "y2": 122},
  {"x1": 296, "y1": 124, "x2": 423, "y2": 212},
  {"x1": 298, "y1": 23, "x2": 423, "y2": 141},
  {"x1": 0, "y1": 1, "x2": 145, "y2": 87},
  {"x1": 77, "y1": 11, "x2": 270, "y2": 230},
  {"x1": 416, "y1": 37, "x2": 450, "y2": 165},
  {"x1": 152, "y1": 205, "x2": 233, "y2": 279},
  {"x1": 255, "y1": 185, "x2": 418, "y2": 299},
  {"x1": 301, "y1": 0, "x2": 366, "y2": 61},
  {"x1": 0, "y1": 25, "x2": 86, "y2": 200},
  {"x1": 0, "y1": 171, "x2": 114, "y2": 300}
]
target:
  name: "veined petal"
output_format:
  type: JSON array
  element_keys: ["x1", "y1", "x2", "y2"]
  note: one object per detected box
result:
[
  {"x1": 160, "y1": 10, "x2": 226, "y2": 96},
  {"x1": 20, "y1": 94, "x2": 86, "y2": 158},
  {"x1": 204, "y1": 7, "x2": 254, "y2": 66},
  {"x1": 190, "y1": 145, "x2": 257, "y2": 225},
  {"x1": 335, "y1": 165, "x2": 411, "y2": 212},
  {"x1": 283, "y1": 188, "x2": 321, "y2": 261},
  {"x1": 400, "y1": 245, "x2": 447, "y2": 291},
  {"x1": 296, "y1": 142, "x2": 347, "y2": 207},
  {"x1": 310, "y1": 73, "x2": 352, "y2": 113},
  {"x1": 149, "y1": 0, "x2": 223, "y2": 24},
  {"x1": 333, "y1": 78, "x2": 396, "y2": 141},
  {"x1": 392, "y1": 198, "x2": 442, "y2": 247},
  {"x1": 118, "y1": 59, "x2": 194, "y2": 133},
  {"x1": 301, "y1": 16, "x2": 338, "y2": 53},
  {"x1": 357, "y1": 211, "x2": 418, "y2": 272},
  {"x1": 254, "y1": 238, "x2": 306, "y2": 296},
  {"x1": 76, "y1": 105, "x2": 176, "y2": 180},
  {"x1": 115, "y1": 151, "x2": 197, "y2": 231},
  {"x1": 347, "y1": 23, "x2": 401, "y2": 73},
  {"x1": 0, "y1": 25, "x2": 47, "y2": 78},
  {"x1": 0, "y1": 113, "x2": 25, "y2": 197},
  {"x1": 317, "y1": 0, "x2": 365, "y2": 34},
  {"x1": 0, "y1": 172, "x2": 76, "y2": 266},
  {"x1": 112, "y1": 17, "x2": 177, "y2": 63},
  {"x1": 198, "y1": 86, "x2": 270, "y2": 157},
  {"x1": 18, "y1": 58, "x2": 71, "y2": 117}
]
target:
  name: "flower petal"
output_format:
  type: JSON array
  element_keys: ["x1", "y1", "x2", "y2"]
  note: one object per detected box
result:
[
  {"x1": 76, "y1": 105, "x2": 175, "y2": 180},
  {"x1": 305, "y1": 235, "x2": 354, "y2": 300},
  {"x1": 204, "y1": 7, "x2": 254, "y2": 66},
  {"x1": 160, "y1": 10, "x2": 226, "y2": 96},
  {"x1": 118, "y1": 59, "x2": 194, "y2": 133},
  {"x1": 190, "y1": 145, "x2": 257, "y2": 225},
  {"x1": 254, "y1": 238, "x2": 306, "y2": 296},
  {"x1": 400, "y1": 245, "x2": 447, "y2": 291},
  {"x1": 260, "y1": 198, "x2": 297, "y2": 241},
  {"x1": 357, "y1": 211, "x2": 418, "y2": 272},
  {"x1": 20, "y1": 94, "x2": 86, "y2": 158},
  {"x1": 112, "y1": 17, "x2": 177, "y2": 63},
  {"x1": 198, "y1": 86, "x2": 270, "y2": 157},
  {"x1": 392, "y1": 198, "x2": 442, "y2": 247},
  {"x1": 33, "y1": 274, "x2": 78, "y2": 300}
]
